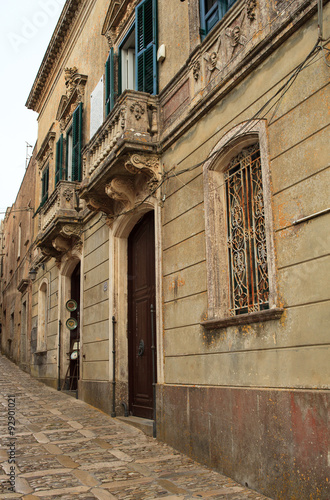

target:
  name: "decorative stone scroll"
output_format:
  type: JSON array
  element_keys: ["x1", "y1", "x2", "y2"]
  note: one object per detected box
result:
[
  {"x1": 125, "y1": 154, "x2": 160, "y2": 179},
  {"x1": 56, "y1": 67, "x2": 87, "y2": 132},
  {"x1": 105, "y1": 177, "x2": 135, "y2": 210}
]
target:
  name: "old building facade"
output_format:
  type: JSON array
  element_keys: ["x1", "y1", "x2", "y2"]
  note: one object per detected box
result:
[
  {"x1": 1, "y1": 0, "x2": 329, "y2": 498},
  {"x1": 0, "y1": 149, "x2": 37, "y2": 371}
]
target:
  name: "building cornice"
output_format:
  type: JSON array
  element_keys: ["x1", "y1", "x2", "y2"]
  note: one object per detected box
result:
[{"x1": 25, "y1": 0, "x2": 84, "y2": 112}]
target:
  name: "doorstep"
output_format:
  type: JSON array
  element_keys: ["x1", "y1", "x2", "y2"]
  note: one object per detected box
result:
[{"x1": 116, "y1": 416, "x2": 154, "y2": 437}]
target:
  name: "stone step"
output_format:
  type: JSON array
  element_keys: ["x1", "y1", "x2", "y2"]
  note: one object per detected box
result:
[{"x1": 116, "y1": 416, "x2": 155, "y2": 437}]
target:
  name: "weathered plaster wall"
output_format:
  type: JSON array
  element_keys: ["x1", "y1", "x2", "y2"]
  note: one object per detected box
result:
[
  {"x1": 30, "y1": 259, "x2": 59, "y2": 387},
  {"x1": 82, "y1": 216, "x2": 110, "y2": 382},
  {"x1": 160, "y1": 6, "x2": 330, "y2": 389},
  {"x1": 158, "y1": 4, "x2": 330, "y2": 498},
  {"x1": 0, "y1": 150, "x2": 36, "y2": 367}
]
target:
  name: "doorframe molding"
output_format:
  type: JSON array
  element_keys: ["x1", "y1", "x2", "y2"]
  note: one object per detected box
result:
[{"x1": 110, "y1": 198, "x2": 164, "y2": 401}]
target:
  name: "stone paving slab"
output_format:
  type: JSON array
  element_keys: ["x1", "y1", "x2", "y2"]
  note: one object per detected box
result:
[{"x1": 0, "y1": 355, "x2": 272, "y2": 499}]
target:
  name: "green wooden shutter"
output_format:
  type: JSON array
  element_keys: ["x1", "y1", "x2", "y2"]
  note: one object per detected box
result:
[
  {"x1": 135, "y1": 0, "x2": 157, "y2": 95},
  {"x1": 41, "y1": 166, "x2": 49, "y2": 206},
  {"x1": 55, "y1": 135, "x2": 63, "y2": 186},
  {"x1": 105, "y1": 48, "x2": 115, "y2": 116},
  {"x1": 72, "y1": 103, "x2": 82, "y2": 182}
]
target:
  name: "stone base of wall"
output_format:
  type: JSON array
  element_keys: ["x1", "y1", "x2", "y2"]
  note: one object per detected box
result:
[
  {"x1": 156, "y1": 384, "x2": 330, "y2": 499},
  {"x1": 78, "y1": 380, "x2": 129, "y2": 417}
]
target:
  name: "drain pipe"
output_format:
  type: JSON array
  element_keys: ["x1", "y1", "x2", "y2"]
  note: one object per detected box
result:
[
  {"x1": 111, "y1": 316, "x2": 116, "y2": 417},
  {"x1": 151, "y1": 304, "x2": 156, "y2": 438},
  {"x1": 57, "y1": 320, "x2": 61, "y2": 391}
]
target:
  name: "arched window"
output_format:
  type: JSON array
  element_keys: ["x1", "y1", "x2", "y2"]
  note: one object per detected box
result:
[
  {"x1": 202, "y1": 120, "x2": 281, "y2": 326},
  {"x1": 37, "y1": 281, "x2": 48, "y2": 351}
]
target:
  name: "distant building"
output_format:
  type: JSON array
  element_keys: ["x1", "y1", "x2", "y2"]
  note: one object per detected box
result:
[
  {"x1": 1, "y1": 0, "x2": 329, "y2": 498},
  {"x1": 0, "y1": 147, "x2": 36, "y2": 371}
]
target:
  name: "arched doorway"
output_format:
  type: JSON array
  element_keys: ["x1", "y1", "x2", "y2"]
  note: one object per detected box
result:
[
  {"x1": 128, "y1": 211, "x2": 156, "y2": 419},
  {"x1": 62, "y1": 261, "x2": 81, "y2": 391}
]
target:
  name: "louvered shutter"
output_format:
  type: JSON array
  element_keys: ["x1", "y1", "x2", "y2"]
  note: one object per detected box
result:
[
  {"x1": 105, "y1": 48, "x2": 115, "y2": 116},
  {"x1": 135, "y1": 0, "x2": 157, "y2": 95},
  {"x1": 55, "y1": 135, "x2": 63, "y2": 186},
  {"x1": 41, "y1": 166, "x2": 49, "y2": 206},
  {"x1": 72, "y1": 103, "x2": 82, "y2": 182}
]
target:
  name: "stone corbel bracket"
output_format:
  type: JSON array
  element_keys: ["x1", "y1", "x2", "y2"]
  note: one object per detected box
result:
[{"x1": 125, "y1": 154, "x2": 161, "y2": 182}]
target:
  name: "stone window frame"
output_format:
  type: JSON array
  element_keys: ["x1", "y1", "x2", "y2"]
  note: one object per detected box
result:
[{"x1": 201, "y1": 119, "x2": 283, "y2": 329}]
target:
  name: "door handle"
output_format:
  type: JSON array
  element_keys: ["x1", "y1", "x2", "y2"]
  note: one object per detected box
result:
[{"x1": 138, "y1": 339, "x2": 145, "y2": 357}]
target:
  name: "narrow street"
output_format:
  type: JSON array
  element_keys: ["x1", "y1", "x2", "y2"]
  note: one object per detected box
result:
[{"x1": 0, "y1": 355, "x2": 271, "y2": 500}]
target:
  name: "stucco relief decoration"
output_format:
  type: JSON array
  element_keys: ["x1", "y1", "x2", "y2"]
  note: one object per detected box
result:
[
  {"x1": 226, "y1": 15, "x2": 247, "y2": 57},
  {"x1": 62, "y1": 188, "x2": 74, "y2": 202},
  {"x1": 193, "y1": 60, "x2": 201, "y2": 81},
  {"x1": 246, "y1": 0, "x2": 257, "y2": 21},
  {"x1": 204, "y1": 37, "x2": 222, "y2": 80},
  {"x1": 57, "y1": 67, "x2": 87, "y2": 132},
  {"x1": 105, "y1": 177, "x2": 135, "y2": 209},
  {"x1": 130, "y1": 102, "x2": 145, "y2": 120},
  {"x1": 116, "y1": 2, "x2": 134, "y2": 37}
]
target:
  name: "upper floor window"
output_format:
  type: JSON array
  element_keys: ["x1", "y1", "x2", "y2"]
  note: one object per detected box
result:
[
  {"x1": 55, "y1": 103, "x2": 83, "y2": 184},
  {"x1": 105, "y1": 0, "x2": 158, "y2": 116},
  {"x1": 200, "y1": 0, "x2": 237, "y2": 38},
  {"x1": 41, "y1": 164, "x2": 49, "y2": 206}
]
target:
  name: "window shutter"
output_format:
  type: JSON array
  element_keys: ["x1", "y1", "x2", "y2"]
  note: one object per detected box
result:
[
  {"x1": 41, "y1": 166, "x2": 49, "y2": 206},
  {"x1": 105, "y1": 48, "x2": 115, "y2": 116},
  {"x1": 72, "y1": 103, "x2": 82, "y2": 182},
  {"x1": 55, "y1": 135, "x2": 63, "y2": 186},
  {"x1": 135, "y1": 0, "x2": 157, "y2": 95}
]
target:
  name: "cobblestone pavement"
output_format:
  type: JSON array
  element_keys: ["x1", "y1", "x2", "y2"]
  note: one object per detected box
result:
[{"x1": 0, "y1": 355, "x2": 272, "y2": 500}]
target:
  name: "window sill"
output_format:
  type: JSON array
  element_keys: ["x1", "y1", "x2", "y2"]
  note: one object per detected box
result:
[{"x1": 201, "y1": 307, "x2": 284, "y2": 330}]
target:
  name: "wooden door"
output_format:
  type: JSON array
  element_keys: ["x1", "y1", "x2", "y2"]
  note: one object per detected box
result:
[{"x1": 128, "y1": 212, "x2": 156, "y2": 419}]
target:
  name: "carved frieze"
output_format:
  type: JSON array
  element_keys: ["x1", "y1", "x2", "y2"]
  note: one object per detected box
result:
[
  {"x1": 225, "y1": 14, "x2": 247, "y2": 58},
  {"x1": 204, "y1": 37, "x2": 222, "y2": 79},
  {"x1": 246, "y1": 0, "x2": 257, "y2": 21},
  {"x1": 193, "y1": 60, "x2": 201, "y2": 81}
]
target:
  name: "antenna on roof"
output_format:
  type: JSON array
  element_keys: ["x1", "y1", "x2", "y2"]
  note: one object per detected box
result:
[{"x1": 25, "y1": 142, "x2": 33, "y2": 169}]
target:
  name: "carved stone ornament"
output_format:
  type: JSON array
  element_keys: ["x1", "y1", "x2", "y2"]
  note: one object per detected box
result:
[
  {"x1": 105, "y1": 177, "x2": 135, "y2": 209},
  {"x1": 62, "y1": 188, "x2": 74, "y2": 202},
  {"x1": 60, "y1": 225, "x2": 82, "y2": 238},
  {"x1": 193, "y1": 60, "x2": 201, "y2": 81},
  {"x1": 130, "y1": 102, "x2": 145, "y2": 120},
  {"x1": 246, "y1": 0, "x2": 257, "y2": 20},
  {"x1": 36, "y1": 130, "x2": 56, "y2": 170},
  {"x1": 226, "y1": 15, "x2": 247, "y2": 57},
  {"x1": 204, "y1": 37, "x2": 222, "y2": 76},
  {"x1": 52, "y1": 235, "x2": 71, "y2": 253},
  {"x1": 57, "y1": 68, "x2": 87, "y2": 132},
  {"x1": 64, "y1": 67, "x2": 78, "y2": 97},
  {"x1": 104, "y1": 27, "x2": 116, "y2": 48},
  {"x1": 125, "y1": 154, "x2": 160, "y2": 178}
]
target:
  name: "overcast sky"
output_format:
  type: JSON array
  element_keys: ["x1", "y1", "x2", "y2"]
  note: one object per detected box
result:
[{"x1": 0, "y1": 0, "x2": 66, "y2": 218}]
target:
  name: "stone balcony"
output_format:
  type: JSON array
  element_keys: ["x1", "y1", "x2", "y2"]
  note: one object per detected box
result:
[
  {"x1": 36, "y1": 181, "x2": 83, "y2": 258},
  {"x1": 80, "y1": 90, "x2": 161, "y2": 222}
]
